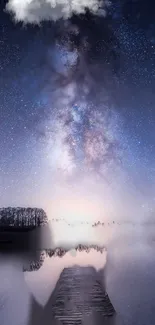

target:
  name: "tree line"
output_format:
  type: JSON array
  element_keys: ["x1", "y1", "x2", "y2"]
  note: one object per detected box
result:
[{"x1": 0, "y1": 207, "x2": 48, "y2": 228}]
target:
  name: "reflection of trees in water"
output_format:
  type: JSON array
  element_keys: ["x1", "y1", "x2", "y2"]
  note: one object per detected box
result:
[
  {"x1": 23, "y1": 250, "x2": 46, "y2": 272},
  {"x1": 0, "y1": 207, "x2": 124, "y2": 324},
  {"x1": 0, "y1": 235, "x2": 118, "y2": 324},
  {"x1": 0, "y1": 251, "x2": 118, "y2": 325},
  {"x1": 0, "y1": 207, "x2": 107, "y2": 272},
  {"x1": 46, "y1": 245, "x2": 106, "y2": 259},
  {"x1": 23, "y1": 246, "x2": 106, "y2": 272}
]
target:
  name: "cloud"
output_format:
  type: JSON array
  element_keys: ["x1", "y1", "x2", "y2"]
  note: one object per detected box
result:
[{"x1": 6, "y1": 0, "x2": 109, "y2": 24}]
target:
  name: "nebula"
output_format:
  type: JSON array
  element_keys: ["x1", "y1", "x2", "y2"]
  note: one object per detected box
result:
[
  {"x1": 6, "y1": 0, "x2": 121, "y2": 182},
  {"x1": 6, "y1": 0, "x2": 151, "y2": 228},
  {"x1": 37, "y1": 15, "x2": 121, "y2": 182}
]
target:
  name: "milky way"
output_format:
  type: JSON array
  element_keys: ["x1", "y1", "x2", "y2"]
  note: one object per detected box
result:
[
  {"x1": 32, "y1": 12, "x2": 123, "y2": 182},
  {"x1": 40, "y1": 43, "x2": 122, "y2": 181},
  {"x1": 1, "y1": 0, "x2": 155, "y2": 224},
  {"x1": 5, "y1": 0, "x2": 123, "y2": 184}
]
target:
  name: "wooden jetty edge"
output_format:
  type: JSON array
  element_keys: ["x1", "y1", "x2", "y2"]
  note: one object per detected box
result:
[{"x1": 44, "y1": 266, "x2": 124, "y2": 325}]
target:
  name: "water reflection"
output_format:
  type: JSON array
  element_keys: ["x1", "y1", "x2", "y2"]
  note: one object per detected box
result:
[
  {"x1": 1, "y1": 225, "x2": 155, "y2": 325},
  {"x1": 25, "y1": 249, "x2": 107, "y2": 306}
]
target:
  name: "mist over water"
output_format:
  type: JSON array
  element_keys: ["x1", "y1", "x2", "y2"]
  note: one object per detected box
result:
[
  {"x1": 1, "y1": 224, "x2": 155, "y2": 325},
  {"x1": 105, "y1": 226, "x2": 155, "y2": 325},
  {"x1": 0, "y1": 255, "x2": 31, "y2": 325},
  {"x1": 27, "y1": 224, "x2": 155, "y2": 325},
  {"x1": 25, "y1": 249, "x2": 107, "y2": 306}
]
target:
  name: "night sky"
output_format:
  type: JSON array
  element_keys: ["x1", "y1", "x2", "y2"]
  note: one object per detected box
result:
[{"x1": 1, "y1": 0, "x2": 155, "y2": 223}]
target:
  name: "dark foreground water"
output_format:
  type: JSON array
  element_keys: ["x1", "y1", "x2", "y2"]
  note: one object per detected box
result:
[{"x1": 1, "y1": 225, "x2": 155, "y2": 325}]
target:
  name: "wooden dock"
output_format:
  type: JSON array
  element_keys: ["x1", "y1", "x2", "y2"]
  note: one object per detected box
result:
[{"x1": 44, "y1": 266, "x2": 117, "y2": 325}]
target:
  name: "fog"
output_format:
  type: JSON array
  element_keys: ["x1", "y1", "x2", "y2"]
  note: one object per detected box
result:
[
  {"x1": 44, "y1": 171, "x2": 155, "y2": 230},
  {"x1": 1, "y1": 224, "x2": 155, "y2": 325}
]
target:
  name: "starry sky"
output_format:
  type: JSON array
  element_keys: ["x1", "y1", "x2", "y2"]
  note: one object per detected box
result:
[{"x1": 1, "y1": 0, "x2": 155, "y2": 223}]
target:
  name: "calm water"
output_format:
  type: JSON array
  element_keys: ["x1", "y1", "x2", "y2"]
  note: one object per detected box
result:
[{"x1": 1, "y1": 225, "x2": 155, "y2": 325}]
